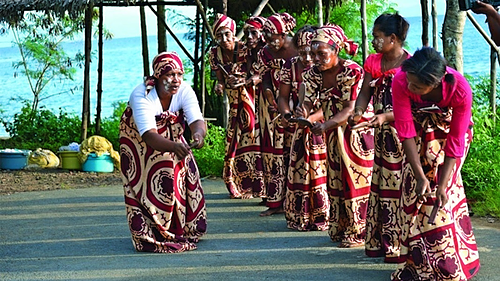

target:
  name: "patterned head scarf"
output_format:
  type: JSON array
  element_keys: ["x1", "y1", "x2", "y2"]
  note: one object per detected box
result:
[
  {"x1": 263, "y1": 13, "x2": 296, "y2": 35},
  {"x1": 297, "y1": 30, "x2": 315, "y2": 47},
  {"x1": 145, "y1": 51, "x2": 184, "y2": 94},
  {"x1": 244, "y1": 16, "x2": 266, "y2": 30},
  {"x1": 213, "y1": 13, "x2": 236, "y2": 35},
  {"x1": 312, "y1": 24, "x2": 358, "y2": 56}
]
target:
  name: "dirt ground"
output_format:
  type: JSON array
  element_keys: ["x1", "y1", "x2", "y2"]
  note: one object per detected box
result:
[{"x1": 0, "y1": 168, "x2": 122, "y2": 195}]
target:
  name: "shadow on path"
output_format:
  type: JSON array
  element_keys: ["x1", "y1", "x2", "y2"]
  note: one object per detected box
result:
[{"x1": 0, "y1": 179, "x2": 498, "y2": 280}]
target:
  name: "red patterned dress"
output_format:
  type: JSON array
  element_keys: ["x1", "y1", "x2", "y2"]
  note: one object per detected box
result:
[
  {"x1": 364, "y1": 52, "x2": 410, "y2": 262},
  {"x1": 256, "y1": 47, "x2": 288, "y2": 209},
  {"x1": 120, "y1": 108, "x2": 207, "y2": 253},
  {"x1": 281, "y1": 57, "x2": 329, "y2": 231},
  {"x1": 209, "y1": 45, "x2": 264, "y2": 199},
  {"x1": 391, "y1": 67, "x2": 480, "y2": 280},
  {"x1": 303, "y1": 60, "x2": 374, "y2": 245}
]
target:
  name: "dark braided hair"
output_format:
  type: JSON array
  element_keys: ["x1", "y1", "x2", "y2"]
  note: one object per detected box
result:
[{"x1": 401, "y1": 47, "x2": 454, "y2": 86}]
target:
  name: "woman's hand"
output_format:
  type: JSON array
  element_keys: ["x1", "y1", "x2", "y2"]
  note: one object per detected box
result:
[
  {"x1": 348, "y1": 107, "x2": 364, "y2": 126},
  {"x1": 472, "y1": 1, "x2": 498, "y2": 15},
  {"x1": 190, "y1": 132, "x2": 205, "y2": 149},
  {"x1": 434, "y1": 185, "x2": 448, "y2": 209},
  {"x1": 367, "y1": 113, "x2": 388, "y2": 127},
  {"x1": 416, "y1": 177, "x2": 432, "y2": 203},
  {"x1": 172, "y1": 142, "x2": 191, "y2": 159},
  {"x1": 227, "y1": 75, "x2": 245, "y2": 89},
  {"x1": 215, "y1": 83, "x2": 224, "y2": 95},
  {"x1": 294, "y1": 105, "x2": 307, "y2": 118},
  {"x1": 280, "y1": 115, "x2": 290, "y2": 127},
  {"x1": 310, "y1": 122, "x2": 325, "y2": 135},
  {"x1": 246, "y1": 75, "x2": 261, "y2": 86}
]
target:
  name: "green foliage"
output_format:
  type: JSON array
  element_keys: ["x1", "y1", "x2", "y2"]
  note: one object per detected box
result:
[
  {"x1": 8, "y1": 10, "x2": 112, "y2": 117},
  {"x1": 0, "y1": 102, "x2": 81, "y2": 153},
  {"x1": 292, "y1": 1, "x2": 396, "y2": 64},
  {"x1": 0, "y1": 101, "x2": 224, "y2": 178},
  {"x1": 94, "y1": 101, "x2": 128, "y2": 152},
  {"x1": 462, "y1": 76, "x2": 500, "y2": 217},
  {"x1": 10, "y1": 12, "x2": 86, "y2": 114},
  {"x1": 191, "y1": 123, "x2": 225, "y2": 177}
]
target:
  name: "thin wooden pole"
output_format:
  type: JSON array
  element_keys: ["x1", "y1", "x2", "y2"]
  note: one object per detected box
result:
[
  {"x1": 140, "y1": 6, "x2": 150, "y2": 78},
  {"x1": 194, "y1": 4, "x2": 200, "y2": 97},
  {"x1": 267, "y1": 3, "x2": 276, "y2": 13},
  {"x1": 147, "y1": 4, "x2": 195, "y2": 63},
  {"x1": 96, "y1": 5, "x2": 104, "y2": 135},
  {"x1": 325, "y1": 0, "x2": 331, "y2": 24},
  {"x1": 360, "y1": 0, "x2": 368, "y2": 63},
  {"x1": 157, "y1": 4, "x2": 167, "y2": 53},
  {"x1": 201, "y1": 0, "x2": 207, "y2": 116},
  {"x1": 82, "y1": 3, "x2": 93, "y2": 141},
  {"x1": 466, "y1": 11, "x2": 500, "y2": 54},
  {"x1": 222, "y1": 0, "x2": 227, "y2": 15},
  {"x1": 491, "y1": 48, "x2": 497, "y2": 115},
  {"x1": 236, "y1": 0, "x2": 269, "y2": 40},
  {"x1": 466, "y1": 11, "x2": 500, "y2": 116},
  {"x1": 421, "y1": 0, "x2": 429, "y2": 46},
  {"x1": 194, "y1": 0, "x2": 214, "y2": 39},
  {"x1": 432, "y1": 0, "x2": 438, "y2": 49},
  {"x1": 317, "y1": 0, "x2": 323, "y2": 26}
]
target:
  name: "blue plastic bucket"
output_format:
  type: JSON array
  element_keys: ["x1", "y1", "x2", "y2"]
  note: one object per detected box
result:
[
  {"x1": 81, "y1": 153, "x2": 114, "y2": 173},
  {"x1": 0, "y1": 150, "x2": 30, "y2": 170}
]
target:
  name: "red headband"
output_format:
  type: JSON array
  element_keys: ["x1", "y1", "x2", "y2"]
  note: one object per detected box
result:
[
  {"x1": 244, "y1": 16, "x2": 266, "y2": 30},
  {"x1": 213, "y1": 13, "x2": 236, "y2": 34},
  {"x1": 263, "y1": 13, "x2": 296, "y2": 35},
  {"x1": 144, "y1": 51, "x2": 184, "y2": 94}
]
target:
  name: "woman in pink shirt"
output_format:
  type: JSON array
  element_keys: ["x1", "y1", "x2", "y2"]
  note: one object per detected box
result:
[{"x1": 391, "y1": 47, "x2": 480, "y2": 280}]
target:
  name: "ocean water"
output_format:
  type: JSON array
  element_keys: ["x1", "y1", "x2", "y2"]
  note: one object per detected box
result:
[{"x1": 0, "y1": 14, "x2": 494, "y2": 137}]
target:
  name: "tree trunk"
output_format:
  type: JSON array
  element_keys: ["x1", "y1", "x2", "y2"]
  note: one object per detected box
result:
[
  {"x1": 236, "y1": 0, "x2": 270, "y2": 39},
  {"x1": 140, "y1": 6, "x2": 150, "y2": 78},
  {"x1": 442, "y1": 0, "x2": 465, "y2": 73},
  {"x1": 222, "y1": 0, "x2": 227, "y2": 15},
  {"x1": 432, "y1": 0, "x2": 438, "y2": 49},
  {"x1": 96, "y1": 6, "x2": 103, "y2": 136},
  {"x1": 360, "y1": 0, "x2": 368, "y2": 63},
  {"x1": 157, "y1": 4, "x2": 167, "y2": 53},
  {"x1": 325, "y1": 0, "x2": 331, "y2": 24},
  {"x1": 317, "y1": 0, "x2": 323, "y2": 26},
  {"x1": 420, "y1": 0, "x2": 429, "y2": 46},
  {"x1": 82, "y1": 4, "x2": 93, "y2": 141}
]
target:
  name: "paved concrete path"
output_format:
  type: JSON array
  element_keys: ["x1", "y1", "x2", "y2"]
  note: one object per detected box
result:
[{"x1": 0, "y1": 179, "x2": 499, "y2": 280}]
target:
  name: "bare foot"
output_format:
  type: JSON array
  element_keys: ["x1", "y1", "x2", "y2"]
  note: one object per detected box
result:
[{"x1": 259, "y1": 207, "x2": 284, "y2": 217}]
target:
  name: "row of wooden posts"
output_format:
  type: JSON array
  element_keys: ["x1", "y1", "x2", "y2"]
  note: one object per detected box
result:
[{"x1": 80, "y1": 0, "x2": 498, "y2": 141}]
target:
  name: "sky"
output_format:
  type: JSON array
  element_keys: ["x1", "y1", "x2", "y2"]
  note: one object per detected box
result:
[{"x1": 0, "y1": 1, "x2": 447, "y2": 43}]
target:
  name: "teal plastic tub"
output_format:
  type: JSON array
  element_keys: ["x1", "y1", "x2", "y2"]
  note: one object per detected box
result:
[
  {"x1": 0, "y1": 150, "x2": 30, "y2": 170},
  {"x1": 81, "y1": 153, "x2": 114, "y2": 173}
]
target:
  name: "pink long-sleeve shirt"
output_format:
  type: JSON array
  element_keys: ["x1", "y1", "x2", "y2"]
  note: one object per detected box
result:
[{"x1": 392, "y1": 67, "x2": 473, "y2": 158}]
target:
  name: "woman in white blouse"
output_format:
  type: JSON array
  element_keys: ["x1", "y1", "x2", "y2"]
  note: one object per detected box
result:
[{"x1": 119, "y1": 52, "x2": 207, "y2": 253}]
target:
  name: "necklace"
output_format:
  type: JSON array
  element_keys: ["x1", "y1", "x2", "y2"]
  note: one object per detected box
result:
[{"x1": 383, "y1": 51, "x2": 405, "y2": 71}]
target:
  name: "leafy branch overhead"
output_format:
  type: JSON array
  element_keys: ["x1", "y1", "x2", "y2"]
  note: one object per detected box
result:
[{"x1": 7, "y1": 9, "x2": 112, "y2": 115}]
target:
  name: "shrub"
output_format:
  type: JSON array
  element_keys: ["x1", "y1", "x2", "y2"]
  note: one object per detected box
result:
[
  {"x1": 462, "y1": 76, "x2": 500, "y2": 217},
  {"x1": 191, "y1": 122, "x2": 225, "y2": 178},
  {"x1": 0, "y1": 102, "x2": 81, "y2": 152},
  {"x1": 94, "y1": 101, "x2": 127, "y2": 151}
]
